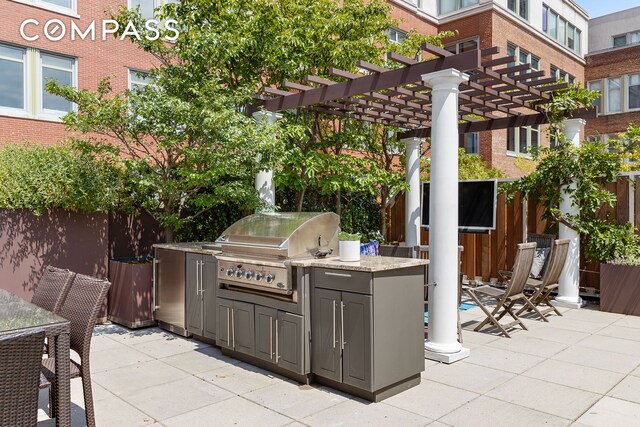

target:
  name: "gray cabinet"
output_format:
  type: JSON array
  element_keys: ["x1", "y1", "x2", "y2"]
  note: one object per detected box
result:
[
  {"x1": 255, "y1": 305, "x2": 304, "y2": 374},
  {"x1": 311, "y1": 287, "x2": 372, "y2": 389},
  {"x1": 217, "y1": 297, "x2": 255, "y2": 357},
  {"x1": 186, "y1": 253, "x2": 216, "y2": 340}
]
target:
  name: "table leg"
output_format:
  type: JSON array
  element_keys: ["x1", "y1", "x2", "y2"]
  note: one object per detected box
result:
[{"x1": 55, "y1": 332, "x2": 71, "y2": 427}]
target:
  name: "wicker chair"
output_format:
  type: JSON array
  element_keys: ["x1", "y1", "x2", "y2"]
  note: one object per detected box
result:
[
  {"x1": 0, "y1": 331, "x2": 46, "y2": 427},
  {"x1": 31, "y1": 266, "x2": 76, "y2": 314},
  {"x1": 40, "y1": 274, "x2": 111, "y2": 427}
]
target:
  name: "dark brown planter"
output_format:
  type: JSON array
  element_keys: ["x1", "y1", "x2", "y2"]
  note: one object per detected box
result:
[
  {"x1": 600, "y1": 263, "x2": 640, "y2": 316},
  {"x1": 108, "y1": 258, "x2": 156, "y2": 328}
]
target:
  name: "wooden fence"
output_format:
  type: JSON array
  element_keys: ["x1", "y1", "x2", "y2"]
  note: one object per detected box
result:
[{"x1": 386, "y1": 173, "x2": 640, "y2": 292}]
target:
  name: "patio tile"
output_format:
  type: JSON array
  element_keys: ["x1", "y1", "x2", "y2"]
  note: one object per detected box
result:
[
  {"x1": 547, "y1": 318, "x2": 609, "y2": 334},
  {"x1": 98, "y1": 326, "x2": 180, "y2": 346},
  {"x1": 464, "y1": 345, "x2": 545, "y2": 374},
  {"x1": 561, "y1": 308, "x2": 623, "y2": 325},
  {"x1": 552, "y1": 345, "x2": 640, "y2": 374},
  {"x1": 575, "y1": 396, "x2": 640, "y2": 426},
  {"x1": 94, "y1": 396, "x2": 157, "y2": 426},
  {"x1": 440, "y1": 395, "x2": 571, "y2": 427},
  {"x1": 92, "y1": 359, "x2": 190, "y2": 397},
  {"x1": 89, "y1": 334, "x2": 124, "y2": 352},
  {"x1": 163, "y1": 396, "x2": 293, "y2": 427},
  {"x1": 300, "y1": 399, "x2": 433, "y2": 426},
  {"x1": 607, "y1": 376, "x2": 640, "y2": 404},
  {"x1": 457, "y1": 330, "x2": 501, "y2": 348},
  {"x1": 124, "y1": 376, "x2": 234, "y2": 421},
  {"x1": 242, "y1": 381, "x2": 347, "y2": 419},
  {"x1": 384, "y1": 379, "x2": 478, "y2": 420},
  {"x1": 486, "y1": 376, "x2": 601, "y2": 420},
  {"x1": 90, "y1": 342, "x2": 154, "y2": 373},
  {"x1": 595, "y1": 324, "x2": 640, "y2": 342},
  {"x1": 523, "y1": 325, "x2": 590, "y2": 345},
  {"x1": 131, "y1": 336, "x2": 211, "y2": 359},
  {"x1": 631, "y1": 365, "x2": 640, "y2": 377},
  {"x1": 522, "y1": 359, "x2": 625, "y2": 394},
  {"x1": 577, "y1": 334, "x2": 640, "y2": 356},
  {"x1": 160, "y1": 345, "x2": 241, "y2": 375},
  {"x1": 612, "y1": 315, "x2": 640, "y2": 329},
  {"x1": 422, "y1": 361, "x2": 515, "y2": 394},
  {"x1": 196, "y1": 361, "x2": 286, "y2": 395},
  {"x1": 485, "y1": 334, "x2": 568, "y2": 358}
]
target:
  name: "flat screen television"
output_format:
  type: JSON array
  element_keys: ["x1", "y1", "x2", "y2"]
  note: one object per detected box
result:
[{"x1": 421, "y1": 179, "x2": 498, "y2": 233}]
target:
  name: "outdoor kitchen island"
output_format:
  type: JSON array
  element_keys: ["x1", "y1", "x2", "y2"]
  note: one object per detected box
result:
[{"x1": 216, "y1": 254, "x2": 427, "y2": 402}]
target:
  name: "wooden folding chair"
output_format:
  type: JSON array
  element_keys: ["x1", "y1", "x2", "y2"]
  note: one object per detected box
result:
[
  {"x1": 516, "y1": 239, "x2": 569, "y2": 321},
  {"x1": 464, "y1": 242, "x2": 537, "y2": 338}
]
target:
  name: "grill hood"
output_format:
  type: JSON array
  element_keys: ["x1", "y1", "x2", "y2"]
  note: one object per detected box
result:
[{"x1": 215, "y1": 212, "x2": 340, "y2": 259}]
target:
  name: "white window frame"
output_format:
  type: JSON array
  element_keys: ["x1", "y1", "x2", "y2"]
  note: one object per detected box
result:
[
  {"x1": 542, "y1": 4, "x2": 581, "y2": 55},
  {"x1": 507, "y1": 0, "x2": 528, "y2": 20},
  {"x1": 388, "y1": 27, "x2": 407, "y2": 44},
  {"x1": 438, "y1": 0, "x2": 479, "y2": 15},
  {"x1": 37, "y1": 51, "x2": 77, "y2": 121},
  {"x1": 627, "y1": 74, "x2": 640, "y2": 112},
  {"x1": 588, "y1": 80, "x2": 602, "y2": 114},
  {"x1": 11, "y1": 0, "x2": 77, "y2": 17},
  {"x1": 507, "y1": 43, "x2": 540, "y2": 71},
  {"x1": 0, "y1": 43, "x2": 30, "y2": 118},
  {"x1": 128, "y1": 68, "x2": 153, "y2": 91},
  {"x1": 507, "y1": 125, "x2": 539, "y2": 156},
  {"x1": 607, "y1": 77, "x2": 623, "y2": 114}
]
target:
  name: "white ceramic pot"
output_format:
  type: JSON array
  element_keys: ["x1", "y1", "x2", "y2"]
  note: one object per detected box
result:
[{"x1": 339, "y1": 240, "x2": 361, "y2": 262}]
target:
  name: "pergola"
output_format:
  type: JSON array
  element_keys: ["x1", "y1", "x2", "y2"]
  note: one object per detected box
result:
[{"x1": 251, "y1": 43, "x2": 595, "y2": 362}]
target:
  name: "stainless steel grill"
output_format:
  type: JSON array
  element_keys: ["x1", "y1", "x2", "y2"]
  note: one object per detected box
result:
[{"x1": 213, "y1": 212, "x2": 340, "y2": 295}]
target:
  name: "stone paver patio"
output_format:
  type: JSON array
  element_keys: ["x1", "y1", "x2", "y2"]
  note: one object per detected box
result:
[{"x1": 37, "y1": 303, "x2": 640, "y2": 426}]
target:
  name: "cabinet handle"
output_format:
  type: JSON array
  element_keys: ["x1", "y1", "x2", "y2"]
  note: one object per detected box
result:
[
  {"x1": 275, "y1": 318, "x2": 279, "y2": 362},
  {"x1": 269, "y1": 316, "x2": 274, "y2": 360},
  {"x1": 195, "y1": 260, "x2": 200, "y2": 295},
  {"x1": 332, "y1": 300, "x2": 336, "y2": 349},
  {"x1": 231, "y1": 307, "x2": 235, "y2": 349},
  {"x1": 199, "y1": 260, "x2": 204, "y2": 295},
  {"x1": 153, "y1": 258, "x2": 159, "y2": 310},
  {"x1": 340, "y1": 301, "x2": 346, "y2": 350},
  {"x1": 325, "y1": 271, "x2": 351, "y2": 278},
  {"x1": 226, "y1": 306, "x2": 230, "y2": 347}
]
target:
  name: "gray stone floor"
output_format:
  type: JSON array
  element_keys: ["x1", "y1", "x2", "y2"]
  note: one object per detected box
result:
[{"x1": 37, "y1": 302, "x2": 640, "y2": 426}]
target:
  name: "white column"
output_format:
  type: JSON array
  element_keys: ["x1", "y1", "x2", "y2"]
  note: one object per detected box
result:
[
  {"x1": 401, "y1": 137, "x2": 423, "y2": 247},
  {"x1": 555, "y1": 118, "x2": 586, "y2": 308},
  {"x1": 422, "y1": 69, "x2": 470, "y2": 363},
  {"x1": 252, "y1": 111, "x2": 282, "y2": 212}
]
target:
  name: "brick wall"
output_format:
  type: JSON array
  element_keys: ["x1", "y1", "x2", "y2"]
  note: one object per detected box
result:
[{"x1": 0, "y1": 0, "x2": 157, "y2": 146}]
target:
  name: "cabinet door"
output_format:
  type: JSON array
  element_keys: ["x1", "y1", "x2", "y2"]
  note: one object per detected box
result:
[
  {"x1": 342, "y1": 292, "x2": 372, "y2": 390},
  {"x1": 202, "y1": 256, "x2": 217, "y2": 340},
  {"x1": 255, "y1": 305, "x2": 276, "y2": 363},
  {"x1": 186, "y1": 253, "x2": 203, "y2": 335},
  {"x1": 311, "y1": 288, "x2": 342, "y2": 382},
  {"x1": 216, "y1": 298, "x2": 233, "y2": 349},
  {"x1": 232, "y1": 301, "x2": 255, "y2": 356},
  {"x1": 277, "y1": 311, "x2": 304, "y2": 374}
]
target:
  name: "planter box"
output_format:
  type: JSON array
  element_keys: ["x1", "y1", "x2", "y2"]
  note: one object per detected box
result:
[
  {"x1": 108, "y1": 258, "x2": 156, "y2": 328},
  {"x1": 600, "y1": 263, "x2": 640, "y2": 316}
]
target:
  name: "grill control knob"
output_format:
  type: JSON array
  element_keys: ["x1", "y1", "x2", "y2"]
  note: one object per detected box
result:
[
  {"x1": 226, "y1": 268, "x2": 234, "y2": 277},
  {"x1": 255, "y1": 272, "x2": 264, "y2": 281},
  {"x1": 235, "y1": 269, "x2": 244, "y2": 278},
  {"x1": 244, "y1": 271, "x2": 254, "y2": 279},
  {"x1": 265, "y1": 274, "x2": 274, "y2": 283}
]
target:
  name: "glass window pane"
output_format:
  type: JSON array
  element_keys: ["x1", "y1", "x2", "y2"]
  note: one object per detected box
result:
[
  {"x1": 41, "y1": 54, "x2": 73, "y2": 71},
  {"x1": 468, "y1": 132, "x2": 479, "y2": 154},
  {"x1": 0, "y1": 44, "x2": 24, "y2": 61},
  {"x1": 519, "y1": 0, "x2": 528, "y2": 19},
  {"x1": 530, "y1": 126, "x2": 539, "y2": 150},
  {"x1": 519, "y1": 50, "x2": 528, "y2": 65},
  {"x1": 542, "y1": 6, "x2": 548, "y2": 32},
  {"x1": 608, "y1": 78, "x2": 622, "y2": 113},
  {"x1": 519, "y1": 127, "x2": 528, "y2": 153},
  {"x1": 558, "y1": 18, "x2": 566, "y2": 44},
  {"x1": 0, "y1": 57, "x2": 24, "y2": 109},
  {"x1": 507, "y1": 128, "x2": 515, "y2": 151},
  {"x1": 631, "y1": 32, "x2": 640, "y2": 44},
  {"x1": 549, "y1": 11, "x2": 557, "y2": 39},
  {"x1": 589, "y1": 81, "x2": 602, "y2": 113},
  {"x1": 130, "y1": 0, "x2": 155, "y2": 20},
  {"x1": 460, "y1": 40, "x2": 478, "y2": 52},
  {"x1": 613, "y1": 35, "x2": 626, "y2": 47},
  {"x1": 567, "y1": 25, "x2": 575, "y2": 50},
  {"x1": 531, "y1": 57, "x2": 540, "y2": 70},
  {"x1": 461, "y1": 0, "x2": 478, "y2": 7},
  {"x1": 42, "y1": 67, "x2": 73, "y2": 112},
  {"x1": 629, "y1": 74, "x2": 640, "y2": 110},
  {"x1": 43, "y1": 0, "x2": 72, "y2": 8},
  {"x1": 575, "y1": 29, "x2": 581, "y2": 54},
  {"x1": 508, "y1": 0, "x2": 516, "y2": 12}
]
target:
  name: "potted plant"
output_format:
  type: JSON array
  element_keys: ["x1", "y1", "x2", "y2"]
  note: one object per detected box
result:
[
  {"x1": 108, "y1": 256, "x2": 156, "y2": 328},
  {"x1": 339, "y1": 232, "x2": 361, "y2": 262}
]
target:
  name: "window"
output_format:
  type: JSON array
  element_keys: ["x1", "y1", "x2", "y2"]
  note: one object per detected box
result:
[
  {"x1": 588, "y1": 80, "x2": 602, "y2": 114},
  {"x1": 459, "y1": 132, "x2": 479, "y2": 154},
  {"x1": 507, "y1": 43, "x2": 539, "y2": 71},
  {"x1": 20, "y1": 0, "x2": 76, "y2": 14},
  {"x1": 607, "y1": 78, "x2": 622, "y2": 113},
  {"x1": 129, "y1": 0, "x2": 156, "y2": 20},
  {"x1": 40, "y1": 53, "x2": 75, "y2": 114},
  {"x1": 444, "y1": 38, "x2": 479, "y2": 54},
  {"x1": 42, "y1": 0, "x2": 72, "y2": 8},
  {"x1": 128, "y1": 69, "x2": 152, "y2": 91},
  {"x1": 629, "y1": 74, "x2": 640, "y2": 110},
  {"x1": 550, "y1": 65, "x2": 574, "y2": 83},
  {"x1": 613, "y1": 35, "x2": 627, "y2": 47},
  {"x1": 508, "y1": 0, "x2": 528, "y2": 20},
  {"x1": 613, "y1": 31, "x2": 640, "y2": 48},
  {"x1": 508, "y1": 125, "x2": 539, "y2": 155},
  {"x1": 438, "y1": 0, "x2": 478, "y2": 14},
  {"x1": 388, "y1": 28, "x2": 407, "y2": 44},
  {"x1": 0, "y1": 44, "x2": 26, "y2": 111},
  {"x1": 542, "y1": 4, "x2": 581, "y2": 54}
]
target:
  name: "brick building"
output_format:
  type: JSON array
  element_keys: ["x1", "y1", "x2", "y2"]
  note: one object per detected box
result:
[
  {"x1": 585, "y1": 6, "x2": 640, "y2": 142},
  {"x1": 1, "y1": 0, "x2": 590, "y2": 177}
]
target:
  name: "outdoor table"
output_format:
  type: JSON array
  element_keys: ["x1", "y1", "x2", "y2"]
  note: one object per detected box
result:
[{"x1": 0, "y1": 288, "x2": 71, "y2": 427}]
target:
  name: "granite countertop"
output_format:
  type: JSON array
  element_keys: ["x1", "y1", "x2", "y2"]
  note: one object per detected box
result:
[
  {"x1": 153, "y1": 242, "x2": 221, "y2": 255},
  {"x1": 291, "y1": 255, "x2": 428, "y2": 272}
]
